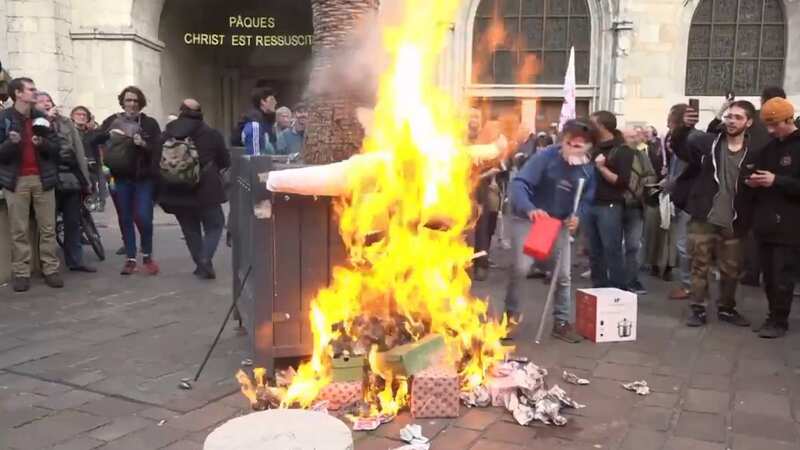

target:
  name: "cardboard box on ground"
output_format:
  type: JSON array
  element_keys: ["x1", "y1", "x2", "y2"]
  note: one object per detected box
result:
[{"x1": 576, "y1": 288, "x2": 638, "y2": 343}]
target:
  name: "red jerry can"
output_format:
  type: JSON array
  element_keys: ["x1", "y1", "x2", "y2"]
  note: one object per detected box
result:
[{"x1": 523, "y1": 215, "x2": 562, "y2": 261}]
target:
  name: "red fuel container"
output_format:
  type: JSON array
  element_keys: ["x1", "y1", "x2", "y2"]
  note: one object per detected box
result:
[{"x1": 523, "y1": 216, "x2": 562, "y2": 260}]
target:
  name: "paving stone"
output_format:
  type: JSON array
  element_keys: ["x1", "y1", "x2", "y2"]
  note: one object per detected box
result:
[
  {"x1": 3, "y1": 410, "x2": 110, "y2": 450},
  {"x1": 139, "y1": 406, "x2": 180, "y2": 421},
  {"x1": 731, "y1": 433, "x2": 799, "y2": 450},
  {"x1": 689, "y1": 373, "x2": 731, "y2": 392},
  {"x1": 629, "y1": 406, "x2": 673, "y2": 431},
  {"x1": 90, "y1": 424, "x2": 188, "y2": 450},
  {"x1": 455, "y1": 408, "x2": 500, "y2": 431},
  {"x1": 37, "y1": 390, "x2": 105, "y2": 411},
  {"x1": 76, "y1": 397, "x2": 148, "y2": 418},
  {"x1": 646, "y1": 374, "x2": 684, "y2": 393},
  {"x1": 603, "y1": 350, "x2": 659, "y2": 367},
  {"x1": 164, "y1": 403, "x2": 239, "y2": 432},
  {"x1": 639, "y1": 392, "x2": 679, "y2": 409},
  {"x1": 88, "y1": 416, "x2": 152, "y2": 441},
  {"x1": 50, "y1": 436, "x2": 105, "y2": 450},
  {"x1": 592, "y1": 363, "x2": 653, "y2": 381},
  {"x1": 0, "y1": 373, "x2": 72, "y2": 396},
  {"x1": 693, "y1": 353, "x2": 734, "y2": 376},
  {"x1": 161, "y1": 440, "x2": 204, "y2": 450},
  {"x1": 683, "y1": 389, "x2": 731, "y2": 414},
  {"x1": 735, "y1": 358, "x2": 785, "y2": 379},
  {"x1": 732, "y1": 374, "x2": 793, "y2": 395},
  {"x1": 731, "y1": 412, "x2": 799, "y2": 442},
  {"x1": 481, "y1": 421, "x2": 536, "y2": 445},
  {"x1": 468, "y1": 439, "x2": 527, "y2": 450},
  {"x1": 0, "y1": 391, "x2": 48, "y2": 410},
  {"x1": 430, "y1": 427, "x2": 481, "y2": 450},
  {"x1": 620, "y1": 429, "x2": 667, "y2": 450},
  {"x1": 355, "y1": 436, "x2": 405, "y2": 450},
  {"x1": 675, "y1": 412, "x2": 726, "y2": 443},
  {"x1": 375, "y1": 412, "x2": 450, "y2": 441},
  {"x1": 663, "y1": 436, "x2": 726, "y2": 450},
  {"x1": 561, "y1": 356, "x2": 598, "y2": 371},
  {"x1": 0, "y1": 406, "x2": 51, "y2": 428},
  {"x1": 734, "y1": 391, "x2": 792, "y2": 418},
  {"x1": 65, "y1": 371, "x2": 107, "y2": 387}
]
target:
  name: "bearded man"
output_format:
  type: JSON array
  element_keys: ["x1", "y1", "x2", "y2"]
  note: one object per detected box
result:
[{"x1": 671, "y1": 100, "x2": 757, "y2": 328}]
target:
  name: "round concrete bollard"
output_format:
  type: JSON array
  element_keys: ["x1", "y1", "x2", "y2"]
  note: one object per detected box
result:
[{"x1": 204, "y1": 409, "x2": 354, "y2": 450}]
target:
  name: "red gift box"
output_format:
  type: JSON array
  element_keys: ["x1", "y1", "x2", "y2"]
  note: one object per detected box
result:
[
  {"x1": 523, "y1": 216, "x2": 562, "y2": 260},
  {"x1": 410, "y1": 366, "x2": 460, "y2": 418},
  {"x1": 317, "y1": 381, "x2": 362, "y2": 410}
]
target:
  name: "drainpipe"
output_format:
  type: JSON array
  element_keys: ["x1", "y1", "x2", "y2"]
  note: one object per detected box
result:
[{"x1": 610, "y1": 3, "x2": 634, "y2": 121}]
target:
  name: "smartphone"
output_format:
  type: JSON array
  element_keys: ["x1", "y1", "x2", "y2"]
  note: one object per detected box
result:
[
  {"x1": 741, "y1": 163, "x2": 757, "y2": 179},
  {"x1": 688, "y1": 98, "x2": 700, "y2": 112},
  {"x1": 726, "y1": 90, "x2": 736, "y2": 102}
]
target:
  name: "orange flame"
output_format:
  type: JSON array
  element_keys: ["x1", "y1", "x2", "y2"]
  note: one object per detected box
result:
[{"x1": 280, "y1": 0, "x2": 511, "y2": 415}]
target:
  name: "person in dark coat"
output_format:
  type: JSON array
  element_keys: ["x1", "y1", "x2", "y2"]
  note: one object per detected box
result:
[
  {"x1": 158, "y1": 99, "x2": 231, "y2": 279},
  {"x1": 738, "y1": 97, "x2": 800, "y2": 338},
  {"x1": 97, "y1": 86, "x2": 162, "y2": 276}
]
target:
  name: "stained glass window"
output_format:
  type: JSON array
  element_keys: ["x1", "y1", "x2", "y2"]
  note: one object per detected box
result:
[
  {"x1": 473, "y1": 0, "x2": 591, "y2": 84},
  {"x1": 686, "y1": 0, "x2": 786, "y2": 96}
]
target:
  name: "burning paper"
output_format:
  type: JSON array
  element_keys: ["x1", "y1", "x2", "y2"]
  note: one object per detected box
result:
[
  {"x1": 622, "y1": 380, "x2": 651, "y2": 396},
  {"x1": 562, "y1": 371, "x2": 590, "y2": 385}
]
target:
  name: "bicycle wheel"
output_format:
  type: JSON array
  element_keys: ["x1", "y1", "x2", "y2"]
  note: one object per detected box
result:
[{"x1": 81, "y1": 208, "x2": 105, "y2": 261}]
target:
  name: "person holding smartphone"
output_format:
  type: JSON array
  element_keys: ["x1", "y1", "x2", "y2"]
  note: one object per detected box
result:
[
  {"x1": 671, "y1": 100, "x2": 757, "y2": 328},
  {"x1": 738, "y1": 97, "x2": 800, "y2": 338}
]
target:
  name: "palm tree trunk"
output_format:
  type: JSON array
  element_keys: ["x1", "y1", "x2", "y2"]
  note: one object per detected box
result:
[{"x1": 302, "y1": 0, "x2": 380, "y2": 164}]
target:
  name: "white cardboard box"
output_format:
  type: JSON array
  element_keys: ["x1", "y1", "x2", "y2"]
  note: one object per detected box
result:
[{"x1": 576, "y1": 288, "x2": 638, "y2": 343}]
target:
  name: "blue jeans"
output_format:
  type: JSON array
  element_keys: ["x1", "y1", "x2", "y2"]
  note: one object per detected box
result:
[
  {"x1": 673, "y1": 210, "x2": 691, "y2": 289},
  {"x1": 174, "y1": 206, "x2": 225, "y2": 266},
  {"x1": 586, "y1": 203, "x2": 626, "y2": 289},
  {"x1": 114, "y1": 178, "x2": 154, "y2": 259},
  {"x1": 623, "y1": 206, "x2": 644, "y2": 288},
  {"x1": 56, "y1": 190, "x2": 84, "y2": 268},
  {"x1": 505, "y1": 217, "x2": 572, "y2": 323}
]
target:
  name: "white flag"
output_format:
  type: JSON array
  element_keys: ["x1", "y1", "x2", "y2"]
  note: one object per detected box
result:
[{"x1": 558, "y1": 47, "x2": 576, "y2": 132}]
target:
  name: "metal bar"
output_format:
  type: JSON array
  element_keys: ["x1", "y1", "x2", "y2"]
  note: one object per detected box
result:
[{"x1": 755, "y1": 0, "x2": 766, "y2": 89}]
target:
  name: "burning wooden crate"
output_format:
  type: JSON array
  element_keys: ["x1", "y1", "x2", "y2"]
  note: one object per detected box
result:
[{"x1": 230, "y1": 155, "x2": 347, "y2": 375}]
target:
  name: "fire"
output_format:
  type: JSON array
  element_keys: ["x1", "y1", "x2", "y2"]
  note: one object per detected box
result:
[{"x1": 267, "y1": 0, "x2": 512, "y2": 416}]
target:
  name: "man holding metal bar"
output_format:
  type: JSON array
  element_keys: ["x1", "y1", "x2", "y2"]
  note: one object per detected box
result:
[{"x1": 504, "y1": 119, "x2": 596, "y2": 343}]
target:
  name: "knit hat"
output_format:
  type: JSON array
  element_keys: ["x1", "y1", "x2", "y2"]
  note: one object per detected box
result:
[{"x1": 761, "y1": 97, "x2": 795, "y2": 125}]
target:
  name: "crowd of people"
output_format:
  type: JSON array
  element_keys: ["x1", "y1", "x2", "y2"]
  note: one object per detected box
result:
[
  {"x1": 0, "y1": 77, "x2": 306, "y2": 293},
  {"x1": 473, "y1": 86, "x2": 800, "y2": 341},
  {"x1": 2, "y1": 75, "x2": 799, "y2": 343}
]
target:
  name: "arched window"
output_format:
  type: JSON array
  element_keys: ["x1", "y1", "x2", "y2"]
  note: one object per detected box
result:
[
  {"x1": 472, "y1": 0, "x2": 591, "y2": 85},
  {"x1": 686, "y1": 0, "x2": 786, "y2": 96}
]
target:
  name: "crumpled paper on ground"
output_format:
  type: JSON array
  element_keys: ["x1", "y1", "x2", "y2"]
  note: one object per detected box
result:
[
  {"x1": 465, "y1": 361, "x2": 585, "y2": 427},
  {"x1": 622, "y1": 380, "x2": 651, "y2": 395},
  {"x1": 562, "y1": 370, "x2": 590, "y2": 385},
  {"x1": 395, "y1": 424, "x2": 430, "y2": 450}
]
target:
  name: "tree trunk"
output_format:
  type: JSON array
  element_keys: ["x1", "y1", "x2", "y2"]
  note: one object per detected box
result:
[{"x1": 302, "y1": 0, "x2": 380, "y2": 165}]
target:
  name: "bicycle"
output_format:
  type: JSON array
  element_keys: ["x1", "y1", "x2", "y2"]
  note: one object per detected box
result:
[{"x1": 56, "y1": 196, "x2": 106, "y2": 261}]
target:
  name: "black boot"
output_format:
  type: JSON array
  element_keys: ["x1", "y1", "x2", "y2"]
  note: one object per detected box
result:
[
  {"x1": 686, "y1": 306, "x2": 707, "y2": 327},
  {"x1": 718, "y1": 307, "x2": 751, "y2": 327},
  {"x1": 758, "y1": 319, "x2": 788, "y2": 339}
]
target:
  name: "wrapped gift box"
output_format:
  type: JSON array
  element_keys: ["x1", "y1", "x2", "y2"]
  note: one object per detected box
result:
[
  {"x1": 410, "y1": 366, "x2": 460, "y2": 418},
  {"x1": 332, "y1": 356, "x2": 365, "y2": 382},
  {"x1": 376, "y1": 334, "x2": 445, "y2": 377},
  {"x1": 317, "y1": 381, "x2": 362, "y2": 410}
]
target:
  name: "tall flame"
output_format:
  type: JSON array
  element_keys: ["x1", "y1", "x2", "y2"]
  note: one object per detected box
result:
[{"x1": 283, "y1": 0, "x2": 510, "y2": 413}]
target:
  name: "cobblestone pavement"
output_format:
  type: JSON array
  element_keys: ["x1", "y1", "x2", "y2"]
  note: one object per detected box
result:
[{"x1": 1, "y1": 211, "x2": 799, "y2": 449}]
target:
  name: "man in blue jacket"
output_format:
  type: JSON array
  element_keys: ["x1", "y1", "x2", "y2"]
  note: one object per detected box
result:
[
  {"x1": 505, "y1": 119, "x2": 596, "y2": 343},
  {"x1": 241, "y1": 87, "x2": 278, "y2": 156}
]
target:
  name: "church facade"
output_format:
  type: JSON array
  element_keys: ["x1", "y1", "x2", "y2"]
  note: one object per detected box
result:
[{"x1": 0, "y1": 0, "x2": 797, "y2": 133}]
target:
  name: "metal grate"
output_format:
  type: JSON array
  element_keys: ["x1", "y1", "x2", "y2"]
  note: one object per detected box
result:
[
  {"x1": 686, "y1": 0, "x2": 786, "y2": 96},
  {"x1": 472, "y1": 0, "x2": 591, "y2": 84}
]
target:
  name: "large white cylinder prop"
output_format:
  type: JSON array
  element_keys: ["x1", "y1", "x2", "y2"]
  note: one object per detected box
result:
[{"x1": 204, "y1": 410, "x2": 353, "y2": 450}]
